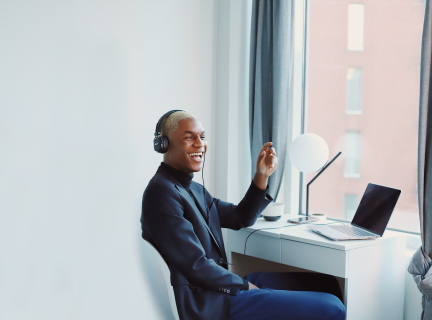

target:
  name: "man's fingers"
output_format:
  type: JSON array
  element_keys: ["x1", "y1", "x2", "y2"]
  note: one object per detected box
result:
[
  {"x1": 266, "y1": 155, "x2": 278, "y2": 168},
  {"x1": 259, "y1": 142, "x2": 273, "y2": 155},
  {"x1": 266, "y1": 154, "x2": 277, "y2": 161},
  {"x1": 266, "y1": 147, "x2": 276, "y2": 156}
]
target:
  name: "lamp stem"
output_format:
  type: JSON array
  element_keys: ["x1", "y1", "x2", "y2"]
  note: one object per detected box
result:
[{"x1": 305, "y1": 152, "x2": 342, "y2": 216}]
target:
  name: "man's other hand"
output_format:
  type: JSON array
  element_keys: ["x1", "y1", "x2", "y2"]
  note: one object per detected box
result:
[{"x1": 248, "y1": 282, "x2": 260, "y2": 290}]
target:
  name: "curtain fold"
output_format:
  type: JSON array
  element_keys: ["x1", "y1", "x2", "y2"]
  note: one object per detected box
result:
[
  {"x1": 249, "y1": 0, "x2": 295, "y2": 199},
  {"x1": 409, "y1": 1, "x2": 432, "y2": 319}
]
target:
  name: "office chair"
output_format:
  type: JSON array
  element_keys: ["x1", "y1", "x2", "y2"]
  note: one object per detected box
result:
[{"x1": 142, "y1": 240, "x2": 180, "y2": 320}]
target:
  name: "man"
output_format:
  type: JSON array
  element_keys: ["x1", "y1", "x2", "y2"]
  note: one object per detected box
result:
[{"x1": 141, "y1": 111, "x2": 346, "y2": 320}]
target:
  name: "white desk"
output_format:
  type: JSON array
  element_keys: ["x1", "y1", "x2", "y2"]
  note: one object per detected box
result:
[{"x1": 226, "y1": 214, "x2": 407, "y2": 320}]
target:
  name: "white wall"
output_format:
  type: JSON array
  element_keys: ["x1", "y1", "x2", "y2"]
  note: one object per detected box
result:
[
  {"x1": 214, "y1": 0, "x2": 252, "y2": 205},
  {"x1": 0, "y1": 1, "x2": 217, "y2": 319}
]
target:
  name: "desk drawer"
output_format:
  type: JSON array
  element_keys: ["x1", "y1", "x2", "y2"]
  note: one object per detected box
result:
[
  {"x1": 227, "y1": 230, "x2": 281, "y2": 263},
  {"x1": 281, "y1": 239, "x2": 348, "y2": 278}
]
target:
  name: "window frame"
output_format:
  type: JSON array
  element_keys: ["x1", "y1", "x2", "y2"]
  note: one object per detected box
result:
[{"x1": 291, "y1": 0, "x2": 420, "y2": 236}]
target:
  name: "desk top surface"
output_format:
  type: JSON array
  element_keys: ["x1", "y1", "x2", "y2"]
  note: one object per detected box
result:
[{"x1": 241, "y1": 214, "x2": 407, "y2": 251}]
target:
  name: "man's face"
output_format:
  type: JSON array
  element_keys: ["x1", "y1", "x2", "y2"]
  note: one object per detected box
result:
[{"x1": 164, "y1": 118, "x2": 207, "y2": 174}]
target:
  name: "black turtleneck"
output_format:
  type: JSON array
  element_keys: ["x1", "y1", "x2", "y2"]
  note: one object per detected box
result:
[
  {"x1": 160, "y1": 162, "x2": 193, "y2": 188},
  {"x1": 159, "y1": 162, "x2": 209, "y2": 224}
]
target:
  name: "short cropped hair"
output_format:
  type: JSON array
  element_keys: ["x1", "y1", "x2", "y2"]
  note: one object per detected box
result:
[{"x1": 161, "y1": 111, "x2": 195, "y2": 140}]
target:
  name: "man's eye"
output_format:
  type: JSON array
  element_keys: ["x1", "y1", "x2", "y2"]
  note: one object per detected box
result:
[{"x1": 200, "y1": 136, "x2": 206, "y2": 140}]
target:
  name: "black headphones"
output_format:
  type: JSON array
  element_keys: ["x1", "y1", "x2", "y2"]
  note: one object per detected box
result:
[{"x1": 153, "y1": 110, "x2": 184, "y2": 153}]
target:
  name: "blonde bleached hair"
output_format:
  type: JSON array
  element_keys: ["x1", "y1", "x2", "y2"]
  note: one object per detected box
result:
[{"x1": 161, "y1": 111, "x2": 196, "y2": 140}]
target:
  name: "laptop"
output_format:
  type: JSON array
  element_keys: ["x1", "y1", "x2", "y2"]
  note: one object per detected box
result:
[{"x1": 307, "y1": 183, "x2": 401, "y2": 240}]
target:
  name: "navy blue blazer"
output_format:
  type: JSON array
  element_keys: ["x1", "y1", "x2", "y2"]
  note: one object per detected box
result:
[{"x1": 141, "y1": 165, "x2": 272, "y2": 320}]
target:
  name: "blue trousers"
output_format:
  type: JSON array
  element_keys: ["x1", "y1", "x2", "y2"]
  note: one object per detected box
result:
[{"x1": 230, "y1": 272, "x2": 346, "y2": 320}]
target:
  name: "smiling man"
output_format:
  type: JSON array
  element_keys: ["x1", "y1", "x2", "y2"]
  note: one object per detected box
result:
[{"x1": 141, "y1": 111, "x2": 346, "y2": 320}]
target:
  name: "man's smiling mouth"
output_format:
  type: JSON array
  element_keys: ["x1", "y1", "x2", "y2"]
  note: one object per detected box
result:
[{"x1": 188, "y1": 152, "x2": 203, "y2": 160}]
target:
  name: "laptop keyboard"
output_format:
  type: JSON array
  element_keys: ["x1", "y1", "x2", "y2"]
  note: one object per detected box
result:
[{"x1": 328, "y1": 224, "x2": 376, "y2": 237}]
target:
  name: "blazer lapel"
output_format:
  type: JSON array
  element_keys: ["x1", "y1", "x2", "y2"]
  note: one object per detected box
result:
[
  {"x1": 176, "y1": 186, "x2": 223, "y2": 254},
  {"x1": 157, "y1": 168, "x2": 224, "y2": 255},
  {"x1": 190, "y1": 186, "x2": 225, "y2": 252},
  {"x1": 189, "y1": 186, "x2": 209, "y2": 223}
]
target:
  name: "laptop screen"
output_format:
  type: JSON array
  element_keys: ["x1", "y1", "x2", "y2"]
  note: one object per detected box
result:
[{"x1": 351, "y1": 183, "x2": 401, "y2": 236}]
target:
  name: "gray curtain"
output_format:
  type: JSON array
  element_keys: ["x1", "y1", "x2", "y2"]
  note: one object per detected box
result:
[
  {"x1": 408, "y1": 1, "x2": 432, "y2": 318},
  {"x1": 249, "y1": 0, "x2": 295, "y2": 199},
  {"x1": 418, "y1": 0, "x2": 432, "y2": 260}
]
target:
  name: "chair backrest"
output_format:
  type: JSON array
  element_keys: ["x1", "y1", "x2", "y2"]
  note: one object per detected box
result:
[{"x1": 142, "y1": 240, "x2": 180, "y2": 320}]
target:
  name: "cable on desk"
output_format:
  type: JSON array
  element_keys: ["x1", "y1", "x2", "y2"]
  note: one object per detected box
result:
[
  {"x1": 226, "y1": 222, "x2": 340, "y2": 265},
  {"x1": 243, "y1": 222, "x2": 340, "y2": 255},
  {"x1": 226, "y1": 225, "x2": 297, "y2": 265},
  {"x1": 244, "y1": 225, "x2": 298, "y2": 255}
]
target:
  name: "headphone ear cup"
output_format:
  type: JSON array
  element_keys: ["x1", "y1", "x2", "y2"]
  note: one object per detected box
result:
[
  {"x1": 159, "y1": 136, "x2": 169, "y2": 153},
  {"x1": 154, "y1": 136, "x2": 169, "y2": 153}
]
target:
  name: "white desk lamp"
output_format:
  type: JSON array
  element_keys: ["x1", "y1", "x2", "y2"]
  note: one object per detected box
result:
[{"x1": 289, "y1": 133, "x2": 341, "y2": 217}]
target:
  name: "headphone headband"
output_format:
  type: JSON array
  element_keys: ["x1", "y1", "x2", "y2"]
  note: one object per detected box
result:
[{"x1": 154, "y1": 110, "x2": 184, "y2": 137}]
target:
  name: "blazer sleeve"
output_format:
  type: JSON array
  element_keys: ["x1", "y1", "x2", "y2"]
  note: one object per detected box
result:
[
  {"x1": 142, "y1": 182, "x2": 247, "y2": 295},
  {"x1": 212, "y1": 181, "x2": 273, "y2": 230}
]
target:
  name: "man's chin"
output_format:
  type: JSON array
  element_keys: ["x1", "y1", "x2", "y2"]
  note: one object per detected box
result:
[
  {"x1": 190, "y1": 164, "x2": 203, "y2": 173},
  {"x1": 186, "y1": 158, "x2": 204, "y2": 173}
]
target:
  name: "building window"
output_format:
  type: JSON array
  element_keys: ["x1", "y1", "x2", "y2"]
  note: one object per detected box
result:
[
  {"x1": 347, "y1": 4, "x2": 365, "y2": 51},
  {"x1": 344, "y1": 132, "x2": 361, "y2": 177},
  {"x1": 344, "y1": 194, "x2": 359, "y2": 221},
  {"x1": 346, "y1": 67, "x2": 363, "y2": 114}
]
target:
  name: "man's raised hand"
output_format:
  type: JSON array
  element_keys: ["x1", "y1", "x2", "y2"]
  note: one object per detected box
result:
[
  {"x1": 253, "y1": 142, "x2": 278, "y2": 190},
  {"x1": 256, "y1": 142, "x2": 278, "y2": 177}
]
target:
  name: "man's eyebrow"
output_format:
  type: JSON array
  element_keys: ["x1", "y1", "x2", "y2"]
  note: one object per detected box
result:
[{"x1": 183, "y1": 131, "x2": 205, "y2": 135}]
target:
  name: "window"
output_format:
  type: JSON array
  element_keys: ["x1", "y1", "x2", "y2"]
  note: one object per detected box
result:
[
  {"x1": 299, "y1": 0, "x2": 424, "y2": 233},
  {"x1": 347, "y1": 4, "x2": 365, "y2": 51},
  {"x1": 346, "y1": 68, "x2": 363, "y2": 114},
  {"x1": 344, "y1": 131, "x2": 361, "y2": 177}
]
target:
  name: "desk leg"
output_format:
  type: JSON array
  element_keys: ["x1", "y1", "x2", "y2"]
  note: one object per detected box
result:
[{"x1": 344, "y1": 237, "x2": 406, "y2": 320}]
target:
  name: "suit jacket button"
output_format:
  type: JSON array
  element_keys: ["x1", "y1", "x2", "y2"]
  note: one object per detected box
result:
[
  {"x1": 227, "y1": 289, "x2": 231, "y2": 294},
  {"x1": 218, "y1": 258, "x2": 225, "y2": 264},
  {"x1": 224, "y1": 288, "x2": 227, "y2": 293}
]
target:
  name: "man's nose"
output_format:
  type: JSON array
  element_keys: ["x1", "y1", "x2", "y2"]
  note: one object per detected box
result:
[{"x1": 194, "y1": 137, "x2": 204, "y2": 147}]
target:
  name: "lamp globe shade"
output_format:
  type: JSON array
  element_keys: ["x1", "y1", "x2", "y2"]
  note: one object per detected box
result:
[{"x1": 289, "y1": 133, "x2": 329, "y2": 173}]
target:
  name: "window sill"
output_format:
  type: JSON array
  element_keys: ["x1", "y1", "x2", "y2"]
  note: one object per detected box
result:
[{"x1": 392, "y1": 231, "x2": 421, "y2": 250}]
